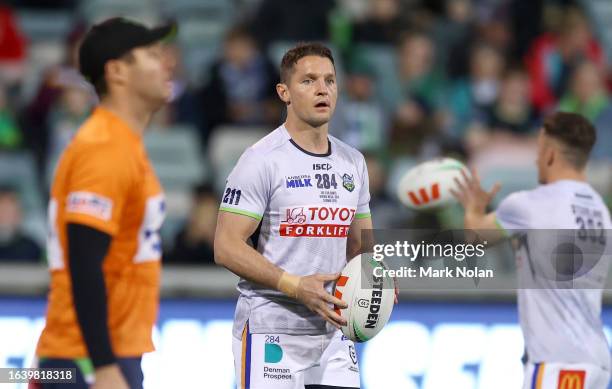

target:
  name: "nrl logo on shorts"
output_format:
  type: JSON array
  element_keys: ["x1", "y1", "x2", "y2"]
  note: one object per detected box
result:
[{"x1": 342, "y1": 173, "x2": 355, "y2": 192}]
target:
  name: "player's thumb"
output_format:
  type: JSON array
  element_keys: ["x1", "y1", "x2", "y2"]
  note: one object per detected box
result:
[{"x1": 489, "y1": 182, "x2": 502, "y2": 199}]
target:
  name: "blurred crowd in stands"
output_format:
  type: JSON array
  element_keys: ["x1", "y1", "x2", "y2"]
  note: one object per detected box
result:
[{"x1": 0, "y1": 0, "x2": 610, "y2": 265}]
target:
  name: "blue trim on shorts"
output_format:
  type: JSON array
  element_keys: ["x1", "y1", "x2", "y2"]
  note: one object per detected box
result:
[
  {"x1": 245, "y1": 322, "x2": 252, "y2": 389},
  {"x1": 531, "y1": 363, "x2": 540, "y2": 389}
]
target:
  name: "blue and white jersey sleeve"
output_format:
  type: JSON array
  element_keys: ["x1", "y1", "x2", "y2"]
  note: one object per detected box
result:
[
  {"x1": 495, "y1": 191, "x2": 530, "y2": 234},
  {"x1": 356, "y1": 153, "x2": 371, "y2": 219},
  {"x1": 219, "y1": 148, "x2": 269, "y2": 221}
]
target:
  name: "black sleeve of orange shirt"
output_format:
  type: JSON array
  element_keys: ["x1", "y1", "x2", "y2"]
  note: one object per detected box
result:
[{"x1": 67, "y1": 223, "x2": 116, "y2": 368}]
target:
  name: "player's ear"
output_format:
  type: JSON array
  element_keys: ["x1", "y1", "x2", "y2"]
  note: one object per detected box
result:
[
  {"x1": 547, "y1": 146, "x2": 555, "y2": 167},
  {"x1": 276, "y1": 82, "x2": 290, "y2": 105},
  {"x1": 105, "y1": 59, "x2": 127, "y2": 88}
]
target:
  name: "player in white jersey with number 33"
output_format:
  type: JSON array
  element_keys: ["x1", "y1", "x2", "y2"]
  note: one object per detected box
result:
[
  {"x1": 214, "y1": 43, "x2": 374, "y2": 389},
  {"x1": 453, "y1": 112, "x2": 612, "y2": 389}
]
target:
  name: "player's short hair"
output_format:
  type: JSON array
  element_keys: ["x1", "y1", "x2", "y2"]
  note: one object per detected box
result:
[
  {"x1": 280, "y1": 42, "x2": 335, "y2": 83},
  {"x1": 542, "y1": 112, "x2": 596, "y2": 169}
]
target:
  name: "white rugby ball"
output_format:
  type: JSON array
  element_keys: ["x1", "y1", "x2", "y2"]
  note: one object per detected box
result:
[
  {"x1": 334, "y1": 254, "x2": 395, "y2": 342},
  {"x1": 397, "y1": 157, "x2": 469, "y2": 210}
]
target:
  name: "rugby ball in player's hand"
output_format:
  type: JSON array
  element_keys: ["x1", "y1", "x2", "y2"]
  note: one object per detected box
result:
[
  {"x1": 334, "y1": 254, "x2": 395, "y2": 342},
  {"x1": 397, "y1": 157, "x2": 469, "y2": 210}
]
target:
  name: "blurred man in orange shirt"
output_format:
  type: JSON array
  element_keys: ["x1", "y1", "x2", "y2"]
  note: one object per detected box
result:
[{"x1": 33, "y1": 17, "x2": 176, "y2": 389}]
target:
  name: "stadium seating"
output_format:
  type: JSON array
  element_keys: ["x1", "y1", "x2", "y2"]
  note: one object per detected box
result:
[
  {"x1": 80, "y1": 0, "x2": 159, "y2": 25},
  {"x1": 160, "y1": 0, "x2": 235, "y2": 85},
  {"x1": 144, "y1": 125, "x2": 207, "y2": 242},
  {"x1": 208, "y1": 126, "x2": 269, "y2": 193},
  {"x1": 15, "y1": 9, "x2": 73, "y2": 42}
]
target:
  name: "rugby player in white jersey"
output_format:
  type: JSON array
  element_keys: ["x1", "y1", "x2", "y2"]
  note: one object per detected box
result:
[
  {"x1": 452, "y1": 112, "x2": 611, "y2": 389},
  {"x1": 214, "y1": 43, "x2": 373, "y2": 389}
]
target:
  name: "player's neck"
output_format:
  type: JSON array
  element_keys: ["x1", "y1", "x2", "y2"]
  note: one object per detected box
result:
[
  {"x1": 544, "y1": 168, "x2": 587, "y2": 184},
  {"x1": 284, "y1": 117, "x2": 329, "y2": 155},
  {"x1": 99, "y1": 94, "x2": 153, "y2": 136}
]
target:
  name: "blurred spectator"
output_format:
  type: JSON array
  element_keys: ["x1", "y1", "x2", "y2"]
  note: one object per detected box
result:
[
  {"x1": 333, "y1": 57, "x2": 387, "y2": 152},
  {"x1": 432, "y1": 0, "x2": 476, "y2": 79},
  {"x1": 352, "y1": 0, "x2": 407, "y2": 44},
  {"x1": 0, "y1": 185, "x2": 42, "y2": 262},
  {"x1": 466, "y1": 67, "x2": 537, "y2": 155},
  {"x1": 525, "y1": 7, "x2": 605, "y2": 113},
  {"x1": 149, "y1": 43, "x2": 199, "y2": 129},
  {"x1": 364, "y1": 153, "x2": 405, "y2": 229},
  {"x1": 166, "y1": 44, "x2": 199, "y2": 127},
  {"x1": 0, "y1": 83, "x2": 23, "y2": 149},
  {"x1": 199, "y1": 26, "x2": 281, "y2": 146},
  {"x1": 0, "y1": 4, "x2": 27, "y2": 87},
  {"x1": 486, "y1": 68, "x2": 536, "y2": 135},
  {"x1": 166, "y1": 183, "x2": 217, "y2": 265},
  {"x1": 393, "y1": 31, "x2": 445, "y2": 113},
  {"x1": 558, "y1": 61, "x2": 612, "y2": 160},
  {"x1": 46, "y1": 82, "x2": 94, "y2": 168},
  {"x1": 474, "y1": 1, "x2": 513, "y2": 51},
  {"x1": 20, "y1": 22, "x2": 93, "y2": 174},
  {"x1": 509, "y1": 0, "x2": 543, "y2": 59},
  {"x1": 388, "y1": 31, "x2": 446, "y2": 156},
  {"x1": 447, "y1": 42, "x2": 505, "y2": 137}
]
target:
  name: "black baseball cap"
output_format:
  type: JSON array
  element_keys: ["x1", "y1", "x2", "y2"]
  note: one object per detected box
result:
[{"x1": 79, "y1": 17, "x2": 177, "y2": 87}]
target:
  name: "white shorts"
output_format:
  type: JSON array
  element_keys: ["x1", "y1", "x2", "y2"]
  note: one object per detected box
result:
[
  {"x1": 232, "y1": 322, "x2": 360, "y2": 389},
  {"x1": 523, "y1": 362, "x2": 610, "y2": 389}
]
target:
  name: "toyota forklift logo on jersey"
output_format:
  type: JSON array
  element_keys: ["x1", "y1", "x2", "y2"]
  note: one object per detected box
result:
[
  {"x1": 279, "y1": 205, "x2": 356, "y2": 237},
  {"x1": 282, "y1": 208, "x2": 307, "y2": 224}
]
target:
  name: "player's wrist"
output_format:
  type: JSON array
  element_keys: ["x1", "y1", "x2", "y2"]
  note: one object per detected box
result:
[
  {"x1": 94, "y1": 363, "x2": 121, "y2": 376},
  {"x1": 277, "y1": 272, "x2": 301, "y2": 299},
  {"x1": 464, "y1": 211, "x2": 486, "y2": 229}
]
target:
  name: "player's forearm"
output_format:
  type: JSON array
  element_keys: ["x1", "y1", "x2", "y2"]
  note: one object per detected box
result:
[
  {"x1": 214, "y1": 234, "x2": 286, "y2": 292},
  {"x1": 67, "y1": 223, "x2": 116, "y2": 368},
  {"x1": 346, "y1": 217, "x2": 374, "y2": 259}
]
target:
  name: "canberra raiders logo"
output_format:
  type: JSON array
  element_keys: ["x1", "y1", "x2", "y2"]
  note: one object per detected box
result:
[{"x1": 342, "y1": 173, "x2": 355, "y2": 192}]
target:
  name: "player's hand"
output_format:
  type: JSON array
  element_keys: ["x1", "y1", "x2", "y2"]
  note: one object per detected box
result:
[
  {"x1": 296, "y1": 273, "x2": 348, "y2": 329},
  {"x1": 450, "y1": 168, "x2": 501, "y2": 217},
  {"x1": 92, "y1": 364, "x2": 129, "y2": 389}
]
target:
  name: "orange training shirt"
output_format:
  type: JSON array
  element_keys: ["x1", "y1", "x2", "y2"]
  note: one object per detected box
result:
[{"x1": 36, "y1": 106, "x2": 165, "y2": 358}]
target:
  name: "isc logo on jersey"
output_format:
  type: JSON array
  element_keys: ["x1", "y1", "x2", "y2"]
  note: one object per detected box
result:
[{"x1": 279, "y1": 205, "x2": 356, "y2": 237}]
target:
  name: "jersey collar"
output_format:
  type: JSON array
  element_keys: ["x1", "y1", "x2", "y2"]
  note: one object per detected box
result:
[{"x1": 281, "y1": 125, "x2": 332, "y2": 157}]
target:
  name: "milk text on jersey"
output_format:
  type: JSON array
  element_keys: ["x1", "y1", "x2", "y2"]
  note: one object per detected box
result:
[{"x1": 279, "y1": 205, "x2": 356, "y2": 237}]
